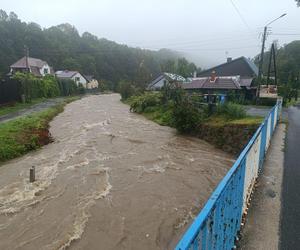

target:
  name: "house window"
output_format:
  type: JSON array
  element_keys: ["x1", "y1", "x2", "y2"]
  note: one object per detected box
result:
[
  {"x1": 75, "y1": 77, "x2": 80, "y2": 82},
  {"x1": 44, "y1": 68, "x2": 48, "y2": 74}
]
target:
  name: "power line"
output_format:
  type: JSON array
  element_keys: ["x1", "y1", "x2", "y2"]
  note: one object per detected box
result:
[
  {"x1": 271, "y1": 33, "x2": 300, "y2": 36},
  {"x1": 148, "y1": 45, "x2": 261, "y2": 52},
  {"x1": 229, "y1": 0, "x2": 255, "y2": 37}
]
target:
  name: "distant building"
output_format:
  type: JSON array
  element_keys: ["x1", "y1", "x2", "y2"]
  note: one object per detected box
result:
[
  {"x1": 10, "y1": 56, "x2": 53, "y2": 77},
  {"x1": 198, "y1": 57, "x2": 258, "y2": 78},
  {"x1": 147, "y1": 72, "x2": 186, "y2": 90},
  {"x1": 83, "y1": 75, "x2": 99, "y2": 89},
  {"x1": 55, "y1": 70, "x2": 87, "y2": 87},
  {"x1": 183, "y1": 71, "x2": 256, "y2": 99}
]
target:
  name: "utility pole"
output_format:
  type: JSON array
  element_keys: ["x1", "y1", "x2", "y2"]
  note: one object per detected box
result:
[
  {"x1": 266, "y1": 43, "x2": 278, "y2": 88},
  {"x1": 256, "y1": 13, "x2": 287, "y2": 99},
  {"x1": 257, "y1": 26, "x2": 267, "y2": 98},
  {"x1": 24, "y1": 45, "x2": 29, "y2": 73}
]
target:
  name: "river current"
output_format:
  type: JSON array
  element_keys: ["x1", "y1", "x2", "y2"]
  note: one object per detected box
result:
[{"x1": 0, "y1": 94, "x2": 234, "y2": 250}]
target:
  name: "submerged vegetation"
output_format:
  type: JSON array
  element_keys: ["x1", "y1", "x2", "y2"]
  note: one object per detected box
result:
[{"x1": 0, "y1": 96, "x2": 79, "y2": 162}]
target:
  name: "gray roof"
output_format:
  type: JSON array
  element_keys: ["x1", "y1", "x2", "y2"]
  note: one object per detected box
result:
[
  {"x1": 183, "y1": 76, "x2": 244, "y2": 90},
  {"x1": 55, "y1": 70, "x2": 78, "y2": 78},
  {"x1": 10, "y1": 56, "x2": 48, "y2": 69},
  {"x1": 148, "y1": 72, "x2": 186, "y2": 89},
  {"x1": 198, "y1": 57, "x2": 258, "y2": 78},
  {"x1": 84, "y1": 75, "x2": 94, "y2": 82}
]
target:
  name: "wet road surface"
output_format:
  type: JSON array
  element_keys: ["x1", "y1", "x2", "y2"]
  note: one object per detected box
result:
[
  {"x1": 0, "y1": 98, "x2": 64, "y2": 124},
  {"x1": 0, "y1": 94, "x2": 234, "y2": 250},
  {"x1": 280, "y1": 104, "x2": 300, "y2": 249}
]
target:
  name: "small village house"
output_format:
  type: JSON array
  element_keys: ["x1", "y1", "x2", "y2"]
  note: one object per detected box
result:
[
  {"x1": 147, "y1": 72, "x2": 186, "y2": 90},
  {"x1": 55, "y1": 70, "x2": 87, "y2": 87},
  {"x1": 10, "y1": 56, "x2": 53, "y2": 77},
  {"x1": 185, "y1": 57, "x2": 259, "y2": 100},
  {"x1": 83, "y1": 75, "x2": 99, "y2": 89}
]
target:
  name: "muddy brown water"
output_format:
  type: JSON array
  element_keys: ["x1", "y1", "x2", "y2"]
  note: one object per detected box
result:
[{"x1": 0, "y1": 94, "x2": 234, "y2": 250}]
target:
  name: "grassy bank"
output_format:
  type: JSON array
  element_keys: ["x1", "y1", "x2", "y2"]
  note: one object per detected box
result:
[
  {"x1": 0, "y1": 96, "x2": 79, "y2": 163},
  {"x1": 126, "y1": 92, "x2": 263, "y2": 155},
  {"x1": 0, "y1": 98, "x2": 47, "y2": 117}
]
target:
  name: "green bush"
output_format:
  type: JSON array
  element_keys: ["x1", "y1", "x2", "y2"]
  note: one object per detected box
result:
[
  {"x1": 128, "y1": 92, "x2": 162, "y2": 113},
  {"x1": 118, "y1": 81, "x2": 140, "y2": 100},
  {"x1": 13, "y1": 73, "x2": 62, "y2": 100},
  {"x1": 217, "y1": 102, "x2": 246, "y2": 119},
  {"x1": 172, "y1": 98, "x2": 204, "y2": 133}
]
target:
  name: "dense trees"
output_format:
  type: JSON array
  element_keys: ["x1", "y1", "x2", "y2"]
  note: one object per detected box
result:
[{"x1": 0, "y1": 9, "x2": 197, "y2": 90}]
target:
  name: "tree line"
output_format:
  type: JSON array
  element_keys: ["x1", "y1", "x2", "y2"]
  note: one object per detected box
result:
[{"x1": 0, "y1": 10, "x2": 199, "y2": 91}]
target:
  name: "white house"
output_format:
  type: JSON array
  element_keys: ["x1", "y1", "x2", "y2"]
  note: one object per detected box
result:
[
  {"x1": 84, "y1": 75, "x2": 99, "y2": 89},
  {"x1": 10, "y1": 56, "x2": 53, "y2": 77},
  {"x1": 147, "y1": 72, "x2": 186, "y2": 90},
  {"x1": 55, "y1": 70, "x2": 87, "y2": 87}
]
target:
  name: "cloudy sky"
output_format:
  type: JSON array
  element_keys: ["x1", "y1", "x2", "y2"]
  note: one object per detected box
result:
[{"x1": 1, "y1": 0, "x2": 299, "y2": 67}]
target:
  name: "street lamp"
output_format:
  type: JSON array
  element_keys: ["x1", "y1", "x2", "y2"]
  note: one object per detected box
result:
[{"x1": 257, "y1": 13, "x2": 287, "y2": 98}]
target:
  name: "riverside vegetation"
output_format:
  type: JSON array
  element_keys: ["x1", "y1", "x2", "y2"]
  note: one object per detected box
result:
[
  {"x1": 125, "y1": 90, "x2": 262, "y2": 155},
  {"x1": 0, "y1": 96, "x2": 79, "y2": 162}
]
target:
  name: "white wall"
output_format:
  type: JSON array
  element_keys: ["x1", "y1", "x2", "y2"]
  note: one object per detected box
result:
[
  {"x1": 150, "y1": 77, "x2": 168, "y2": 90},
  {"x1": 39, "y1": 64, "x2": 51, "y2": 76},
  {"x1": 72, "y1": 72, "x2": 87, "y2": 87}
]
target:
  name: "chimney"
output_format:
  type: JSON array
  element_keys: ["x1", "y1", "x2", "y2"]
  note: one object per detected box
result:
[
  {"x1": 227, "y1": 57, "x2": 232, "y2": 63},
  {"x1": 210, "y1": 70, "x2": 216, "y2": 82}
]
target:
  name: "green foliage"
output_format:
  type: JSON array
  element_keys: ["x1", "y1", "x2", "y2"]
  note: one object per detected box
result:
[
  {"x1": 257, "y1": 41, "x2": 300, "y2": 86},
  {"x1": 0, "y1": 97, "x2": 78, "y2": 162},
  {"x1": 172, "y1": 97, "x2": 204, "y2": 133},
  {"x1": 0, "y1": 10, "x2": 197, "y2": 90},
  {"x1": 118, "y1": 81, "x2": 141, "y2": 100},
  {"x1": 13, "y1": 73, "x2": 81, "y2": 101},
  {"x1": 128, "y1": 92, "x2": 162, "y2": 113},
  {"x1": 57, "y1": 79, "x2": 79, "y2": 96},
  {"x1": 13, "y1": 73, "x2": 61, "y2": 101},
  {"x1": 216, "y1": 102, "x2": 246, "y2": 119}
]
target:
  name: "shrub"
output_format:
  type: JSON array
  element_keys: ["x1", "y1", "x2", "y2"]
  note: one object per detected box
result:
[
  {"x1": 217, "y1": 102, "x2": 246, "y2": 119},
  {"x1": 118, "y1": 81, "x2": 140, "y2": 100},
  {"x1": 128, "y1": 92, "x2": 162, "y2": 113},
  {"x1": 172, "y1": 98, "x2": 204, "y2": 133}
]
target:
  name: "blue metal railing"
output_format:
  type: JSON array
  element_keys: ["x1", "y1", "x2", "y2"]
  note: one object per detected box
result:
[{"x1": 176, "y1": 99, "x2": 282, "y2": 250}]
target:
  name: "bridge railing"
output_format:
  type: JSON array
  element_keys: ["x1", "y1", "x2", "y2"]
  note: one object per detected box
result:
[{"x1": 175, "y1": 99, "x2": 282, "y2": 250}]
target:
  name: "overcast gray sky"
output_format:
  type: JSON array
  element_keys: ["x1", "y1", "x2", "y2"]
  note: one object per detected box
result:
[{"x1": 1, "y1": 0, "x2": 299, "y2": 67}]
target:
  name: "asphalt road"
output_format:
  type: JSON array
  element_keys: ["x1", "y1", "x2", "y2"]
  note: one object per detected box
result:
[
  {"x1": 0, "y1": 98, "x2": 64, "y2": 124},
  {"x1": 245, "y1": 106, "x2": 288, "y2": 120},
  {"x1": 280, "y1": 104, "x2": 300, "y2": 249}
]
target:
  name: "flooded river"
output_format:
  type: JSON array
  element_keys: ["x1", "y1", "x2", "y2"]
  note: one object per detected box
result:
[{"x1": 0, "y1": 94, "x2": 234, "y2": 250}]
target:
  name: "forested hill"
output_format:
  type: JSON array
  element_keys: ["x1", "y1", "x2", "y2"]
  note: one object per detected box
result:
[
  {"x1": 0, "y1": 10, "x2": 198, "y2": 89},
  {"x1": 256, "y1": 40, "x2": 300, "y2": 83}
]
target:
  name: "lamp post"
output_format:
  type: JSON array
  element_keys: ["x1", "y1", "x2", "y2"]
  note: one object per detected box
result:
[{"x1": 257, "y1": 13, "x2": 287, "y2": 98}]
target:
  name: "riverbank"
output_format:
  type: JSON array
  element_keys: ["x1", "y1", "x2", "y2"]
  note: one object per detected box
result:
[
  {"x1": 0, "y1": 96, "x2": 79, "y2": 162},
  {"x1": 125, "y1": 97, "x2": 262, "y2": 155}
]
